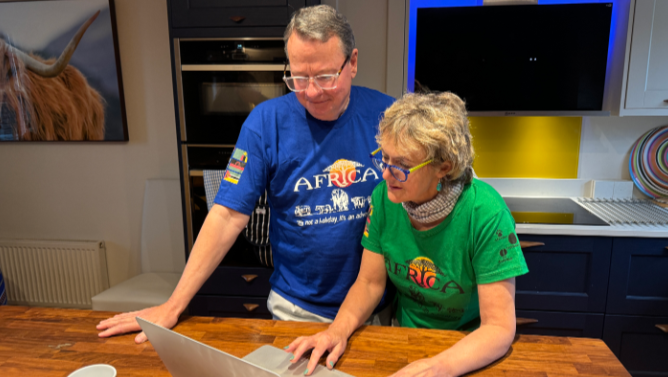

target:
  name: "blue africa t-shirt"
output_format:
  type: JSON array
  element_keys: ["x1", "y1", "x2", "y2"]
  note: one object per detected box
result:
[{"x1": 215, "y1": 86, "x2": 395, "y2": 319}]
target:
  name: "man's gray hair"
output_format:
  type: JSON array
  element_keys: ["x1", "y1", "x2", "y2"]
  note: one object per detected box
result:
[{"x1": 284, "y1": 5, "x2": 355, "y2": 58}]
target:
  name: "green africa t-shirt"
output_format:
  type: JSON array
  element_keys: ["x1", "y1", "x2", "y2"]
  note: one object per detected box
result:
[{"x1": 362, "y1": 179, "x2": 529, "y2": 330}]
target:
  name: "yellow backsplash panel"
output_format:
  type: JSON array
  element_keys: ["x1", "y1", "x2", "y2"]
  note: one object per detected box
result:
[
  {"x1": 469, "y1": 117, "x2": 581, "y2": 179},
  {"x1": 511, "y1": 211, "x2": 575, "y2": 225}
]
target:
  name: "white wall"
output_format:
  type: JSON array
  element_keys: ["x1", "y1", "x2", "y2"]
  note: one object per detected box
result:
[
  {"x1": 323, "y1": 0, "x2": 389, "y2": 93},
  {"x1": 0, "y1": 0, "x2": 179, "y2": 286},
  {"x1": 579, "y1": 116, "x2": 668, "y2": 180}
]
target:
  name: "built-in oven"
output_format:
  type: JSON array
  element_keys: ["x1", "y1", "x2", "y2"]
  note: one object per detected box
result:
[
  {"x1": 174, "y1": 38, "x2": 286, "y2": 263},
  {"x1": 177, "y1": 39, "x2": 287, "y2": 144}
]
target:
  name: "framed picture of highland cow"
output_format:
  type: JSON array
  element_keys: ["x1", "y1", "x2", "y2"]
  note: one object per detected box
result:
[{"x1": 0, "y1": 0, "x2": 127, "y2": 141}]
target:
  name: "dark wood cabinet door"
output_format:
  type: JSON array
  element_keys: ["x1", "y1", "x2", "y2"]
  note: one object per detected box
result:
[
  {"x1": 607, "y1": 237, "x2": 668, "y2": 316},
  {"x1": 515, "y1": 235, "x2": 612, "y2": 312},
  {"x1": 170, "y1": 0, "x2": 307, "y2": 28},
  {"x1": 603, "y1": 314, "x2": 668, "y2": 377},
  {"x1": 516, "y1": 310, "x2": 604, "y2": 338}
]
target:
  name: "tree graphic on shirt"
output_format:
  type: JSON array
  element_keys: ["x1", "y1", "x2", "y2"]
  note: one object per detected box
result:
[{"x1": 407, "y1": 257, "x2": 445, "y2": 289}]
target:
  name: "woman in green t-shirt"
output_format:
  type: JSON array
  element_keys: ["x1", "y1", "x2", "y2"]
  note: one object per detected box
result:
[{"x1": 286, "y1": 92, "x2": 529, "y2": 377}]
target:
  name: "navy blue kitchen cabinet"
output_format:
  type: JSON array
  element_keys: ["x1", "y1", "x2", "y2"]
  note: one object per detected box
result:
[
  {"x1": 607, "y1": 237, "x2": 668, "y2": 316},
  {"x1": 602, "y1": 314, "x2": 668, "y2": 377},
  {"x1": 515, "y1": 235, "x2": 612, "y2": 313},
  {"x1": 198, "y1": 266, "x2": 272, "y2": 297},
  {"x1": 514, "y1": 234, "x2": 611, "y2": 338},
  {"x1": 601, "y1": 237, "x2": 668, "y2": 377},
  {"x1": 516, "y1": 310, "x2": 605, "y2": 338},
  {"x1": 514, "y1": 235, "x2": 668, "y2": 376},
  {"x1": 190, "y1": 266, "x2": 273, "y2": 318},
  {"x1": 190, "y1": 295, "x2": 272, "y2": 319}
]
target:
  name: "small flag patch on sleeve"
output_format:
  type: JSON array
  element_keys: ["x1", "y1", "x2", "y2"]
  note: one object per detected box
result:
[
  {"x1": 224, "y1": 148, "x2": 248, "y2": 184},
  {"x1": 363, "y1": 203, "x2": 373, "y2": 237}
]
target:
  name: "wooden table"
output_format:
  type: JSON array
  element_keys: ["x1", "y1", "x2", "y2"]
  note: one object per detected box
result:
[{"x1": 0, "y1": 306, "x2": 630, "y2": 377}]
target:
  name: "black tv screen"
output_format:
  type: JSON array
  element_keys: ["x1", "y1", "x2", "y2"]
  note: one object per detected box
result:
[{"x1": 414, "y1": 3, "x2": 613, "y2": 112}]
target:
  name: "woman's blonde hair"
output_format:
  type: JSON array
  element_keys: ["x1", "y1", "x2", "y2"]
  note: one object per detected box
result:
[{"x1": 377, "y1": 92, "x2": 474, "y2": 184}]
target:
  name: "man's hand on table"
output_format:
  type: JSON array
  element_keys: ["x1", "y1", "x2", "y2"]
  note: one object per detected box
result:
[
  {"x1": 96, "y1": 302, "x2": 180, "y2": 344},
  {"x1": 284, "y1": 327, "x2": 349, "y2": 376}
]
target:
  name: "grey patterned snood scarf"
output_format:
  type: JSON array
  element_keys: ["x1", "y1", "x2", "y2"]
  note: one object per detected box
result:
[{"x1": 402, "y1": 181, "x2": 464, "y2": 224}]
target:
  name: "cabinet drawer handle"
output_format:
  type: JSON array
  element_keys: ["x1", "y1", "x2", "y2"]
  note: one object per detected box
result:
[
  {"x1": 241, "y1": 274, "x2": 258, "y2": 283},
  {"x1": 519, "y1": 241, "x2": 545, "y2": 249},
  {"x1": 243, "y1": 303, "x2": 259, "y2": 312},
  {"x1": 516, "y1": 317, "x2": 539, "y2": 326},
  {"x1": 656, "y1": 324, "x2": 668, "y2": 333},
  {"x1": 230, "y1": 16, "x2": 246, "y2": 23}
]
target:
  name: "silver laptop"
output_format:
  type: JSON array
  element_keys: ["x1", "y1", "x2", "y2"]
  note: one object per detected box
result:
[{"x1": 137, "y1": 317, "x2": 353, "y2": 377}]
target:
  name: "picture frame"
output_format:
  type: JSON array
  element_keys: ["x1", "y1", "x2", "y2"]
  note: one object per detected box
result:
[{"x1": 0, "y1": 0, "x2": 128, "y2": 141}]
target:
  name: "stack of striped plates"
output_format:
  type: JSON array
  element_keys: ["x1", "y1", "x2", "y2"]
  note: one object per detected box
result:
[{"x1": 629, "y1": 125, "x2": 668, "y2": 198}]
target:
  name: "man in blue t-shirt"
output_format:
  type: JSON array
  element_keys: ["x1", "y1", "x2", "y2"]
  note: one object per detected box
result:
[{"x1": 97, "y1": 5, "x2": 394, "y2": 343}]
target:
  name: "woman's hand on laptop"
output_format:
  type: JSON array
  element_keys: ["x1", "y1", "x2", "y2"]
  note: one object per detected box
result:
[
  {"x1": 96, "y1": 302, "x2": 180, "y2": 344},
  {"x1": 284, "y1": 326, "x2": 348, "y2": 376}
]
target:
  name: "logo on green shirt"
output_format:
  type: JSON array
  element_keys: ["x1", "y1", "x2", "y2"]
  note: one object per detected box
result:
[
  {"x1": 385, "y1": 255, "x2": 466, "y2": 298},
  {"x1": 508, "y1": 233, "x2": 518, "y2": 244}
]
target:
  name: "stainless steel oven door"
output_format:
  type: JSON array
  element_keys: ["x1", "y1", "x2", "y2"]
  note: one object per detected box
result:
[{"x1": 179, "y1": 65, "x2": 287, "y2": 144}]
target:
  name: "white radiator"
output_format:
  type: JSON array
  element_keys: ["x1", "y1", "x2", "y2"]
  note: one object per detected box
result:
[{"x1": 0, "y1": 239, "x2": 109, "y2": 308}]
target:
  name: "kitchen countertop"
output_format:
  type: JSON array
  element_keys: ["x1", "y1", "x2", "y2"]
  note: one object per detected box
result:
[
  {"x1": 0, "y1": 306, "x2": 630, "y2": 377},
  {"x1": 481, "y1": 178, "x2": 668, "y2": 238},
  {"x1": 515, "y1": 222, "x2": 668, "y2": 237}
]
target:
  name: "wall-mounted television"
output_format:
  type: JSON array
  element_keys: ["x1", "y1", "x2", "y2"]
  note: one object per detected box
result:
[{"x1": 411, "y1": 2, "x2": 613, "y2": 115}]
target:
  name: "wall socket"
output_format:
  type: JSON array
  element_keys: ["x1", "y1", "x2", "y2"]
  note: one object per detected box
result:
[{"x1": 585, "y1": 180, "x2": 634, "y2": 199}]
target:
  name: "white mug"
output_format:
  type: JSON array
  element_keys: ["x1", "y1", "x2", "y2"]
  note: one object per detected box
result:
[{"x1": 67, "y1": 364, "x2": 117, "y2": 377}]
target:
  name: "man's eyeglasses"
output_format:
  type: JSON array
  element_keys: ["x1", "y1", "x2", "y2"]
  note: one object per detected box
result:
[
  {"x1": 370, "y1": 147, "x2": 433, "y2": 182},
  {"x1": 283, "y1": 55, "x2": 350, "y2": 92}
]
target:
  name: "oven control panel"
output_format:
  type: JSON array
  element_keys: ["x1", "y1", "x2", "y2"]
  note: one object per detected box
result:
[{"x1": 180, "y1": 40, "x2": 285, "y2": 64}]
